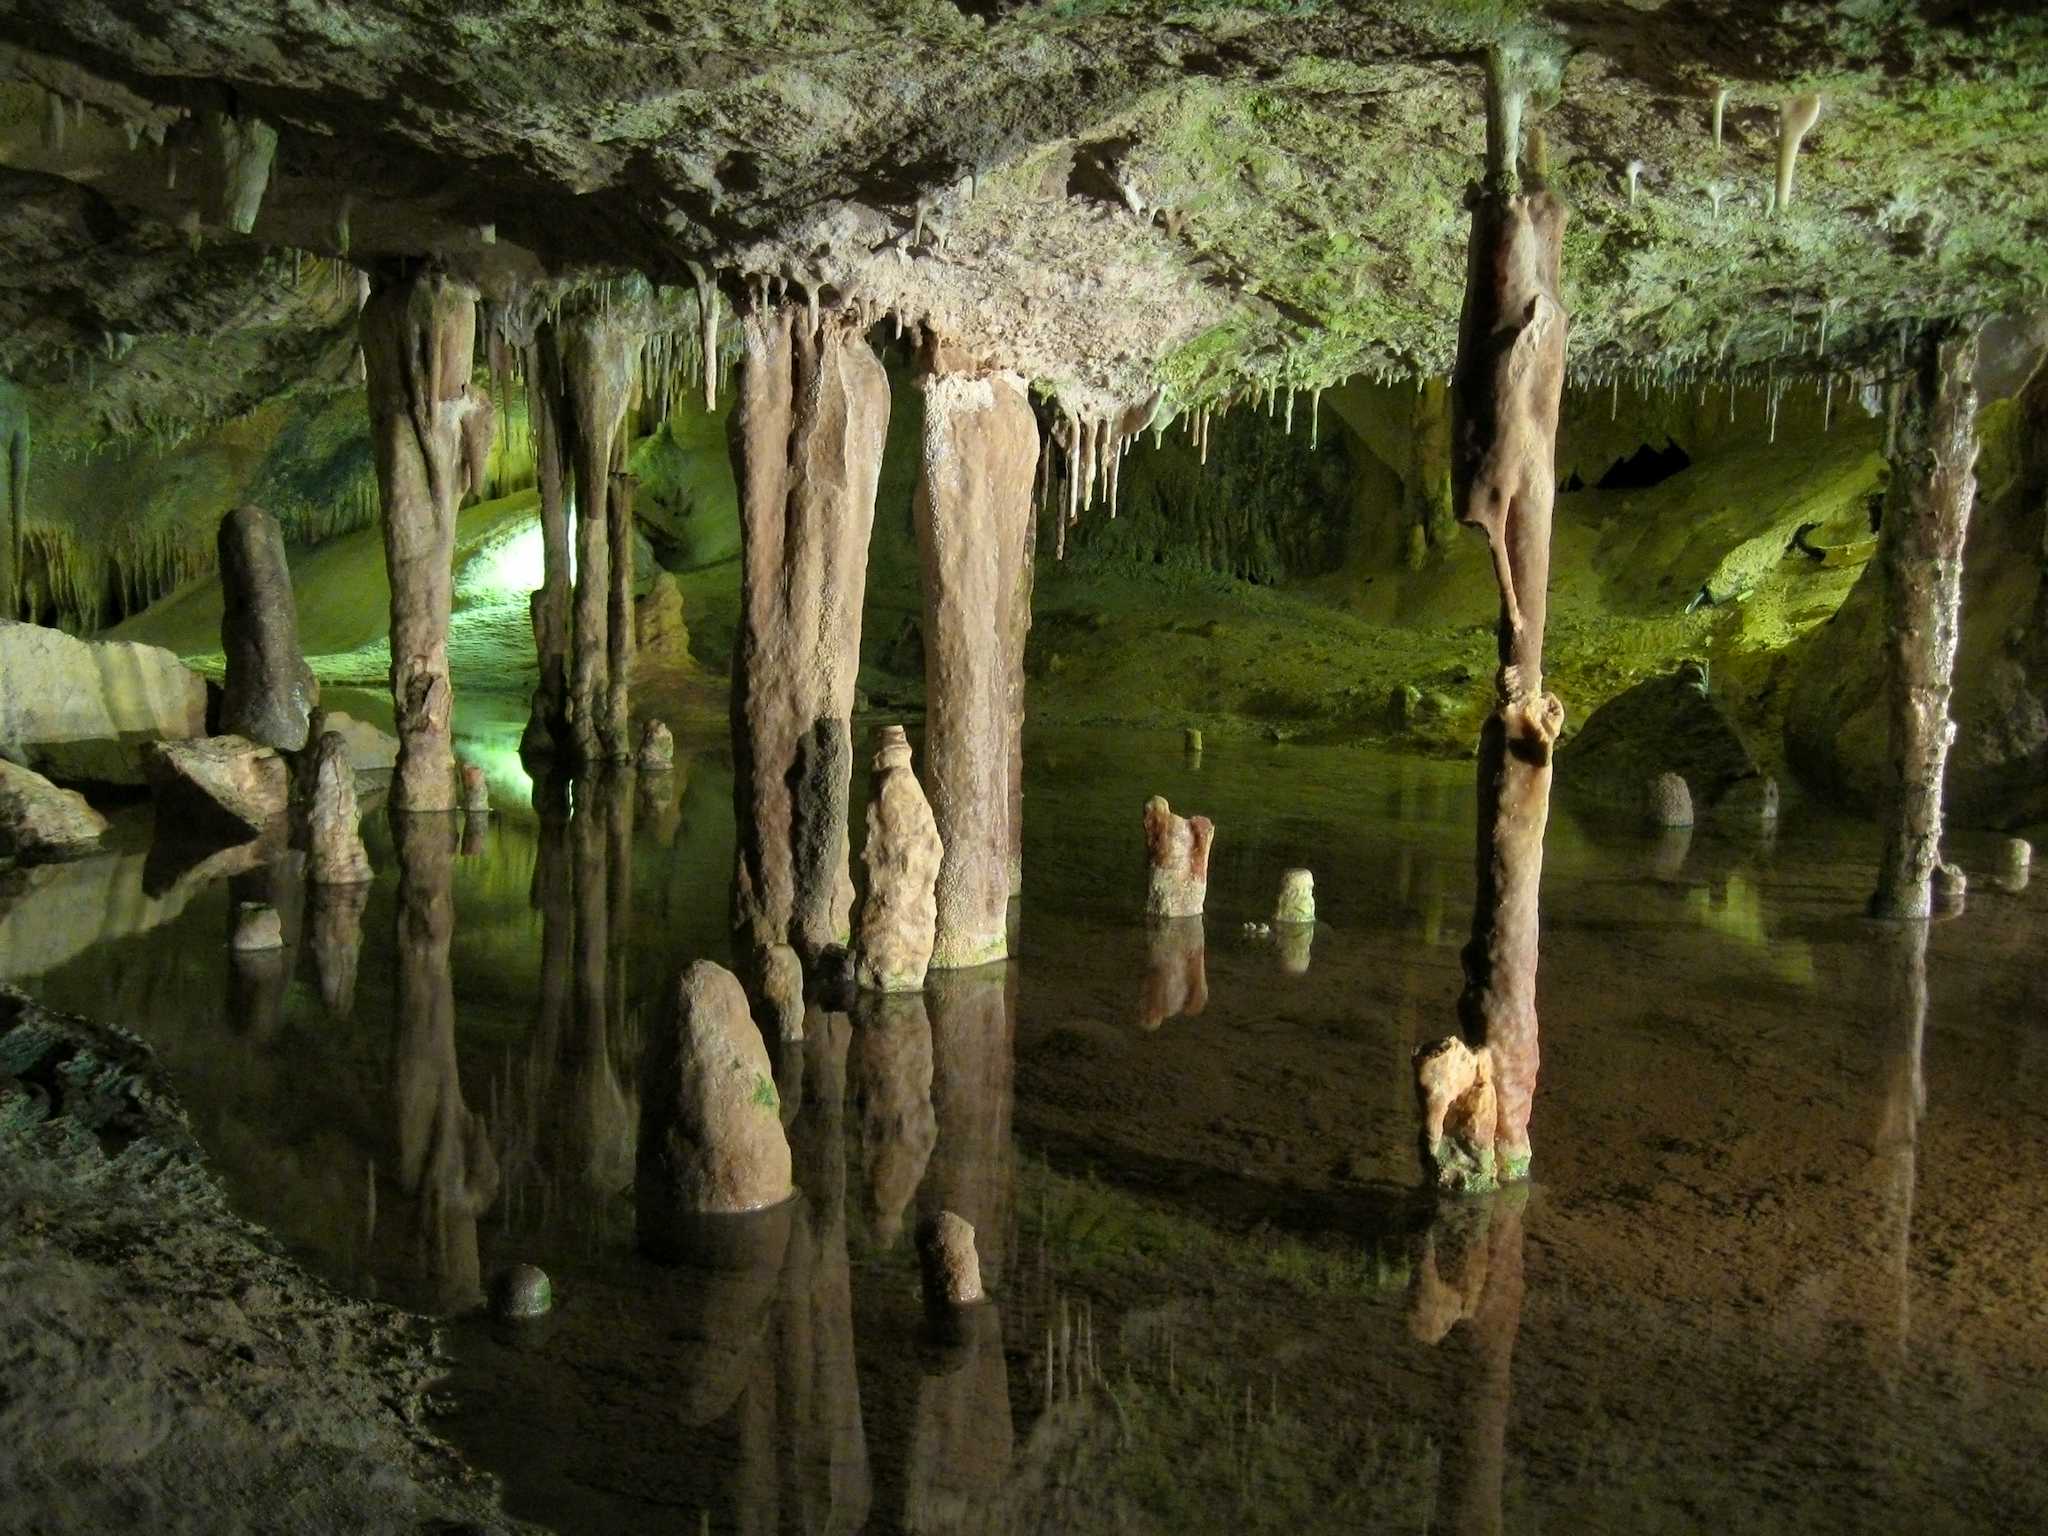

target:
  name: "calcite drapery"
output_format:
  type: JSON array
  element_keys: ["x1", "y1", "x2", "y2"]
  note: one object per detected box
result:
[
  {"x1": 1416, "y1": 48, "x2": 1570, "y2": 1192},
  {"x1": 728, "y1": 304, "x2": 888, "y2": 963},
  {"x1": 1870, "y1": 324, "x2": 1980, "y2": 921},
  {"x1": 855, "y1": 724, "x2": 944, "y2": 993},
  {"x1": 216, "y1": 504, "x2": 316, "y2": 751},
  {"x1": 917, "y1": 362, "x2": 1038, "y2": 969},
  {"x1": 361, "y1": 265, "x2": 492, "y2": 811}
]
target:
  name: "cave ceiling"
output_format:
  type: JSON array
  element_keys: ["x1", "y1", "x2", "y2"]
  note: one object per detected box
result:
[{"x1": 0, "y1": 0, "x2": 2043, "y2": 443}]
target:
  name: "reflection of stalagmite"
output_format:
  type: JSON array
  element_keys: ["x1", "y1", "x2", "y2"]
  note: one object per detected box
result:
[
  {"x1": 1417, "y1": 46, "x2": 1569, "y2": 1191},
  {"x1": 1137, "y1": 915, "x2": 1207, "y2": 1031},
  {"x1": 1869, "y1": 918, "x2": 1927, "y2": 1374},
  {"x1": 1274, "y1": 918, "x2": 1315, "y2": 975},
  {"x1": 1409, "y1": 1191, "x2": 1526, "y2": 1536},
  {"x1": 361, "y1": 266, "x2": 493, "y2": 811},
  {"x1": 923, "y1": 963, "x2": 1017, "y2": 1287},
  {"x1": 1870, "y1": 324, "x2": 1980, "y2": 920},
  {"x1": 729, "y1": 304, "x2": 888, "y2": 962},
  {"x1": 306, "y1": 878, "x2": 369, "y2": 1018},
  {"x1": 917, "y1": 357, "x2": 1037, "y2": 969},
  {"x1": 852, "y1": 990, "x2": 936, "y2": 1247},
  {"x1": 390, "y1": 810, "x2": 499, "y2": 1311}
]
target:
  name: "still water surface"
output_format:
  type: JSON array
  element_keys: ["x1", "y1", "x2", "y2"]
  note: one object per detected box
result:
[{"x1": 4, "y1": 721, "x2": 2044, "y2": 1534}]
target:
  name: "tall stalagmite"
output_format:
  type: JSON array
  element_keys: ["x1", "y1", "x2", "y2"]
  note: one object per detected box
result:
[
  {"x1": 916, "y1": 360, "x2": 1038, "y2": 969},
  {"x1": 1001, "y1": 478, "x2": 1036, "y2": 895},
  {"x1": 217, "y1": 503, "x2": 317, "y2": 751},
  {"x1": 1416, "y1": 47, "x2": 1569, "y2": 1192},
  {"x1": 561, "y1": 309, "x2": 642, "y2": 763},
  {"x1": 361, "y1": 266, "x2": 493, "y2": 811},
  {"x1": 728, "y1": 304, "x2": 888, "y2": 963},
  {"x1": 524, "y1": 323, "x2": 575, "y2": 754},
  {"x1": 1869, "y1": 324, "x2": 1979, "y2": 921}
]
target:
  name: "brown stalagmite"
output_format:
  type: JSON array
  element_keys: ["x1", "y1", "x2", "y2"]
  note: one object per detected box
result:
[
  {"x1": 1416, "y1": 47, "x2": 1569, "y2": 1192},
  {"x1": 728, "y1": 304, "x2": 889, "y2": 963},
  {"x1": 1870, "y1": 323, "x2": 1980, "y2": 920},
  {"x1": 361, "y1": 265, "x2": 494, "y2": 812},
  {"x1": 916, "y1": 360, "x2": 1039, "y2": 969},
  {"x1": 561, "y1": 309, "x2": 642, "y2": 763},
  {"x1": 525, "y1": 324, "x2": 574, "y2": 753},
  {"x1": 606, "y1": 466, "x2": 637, "y2": 755}
]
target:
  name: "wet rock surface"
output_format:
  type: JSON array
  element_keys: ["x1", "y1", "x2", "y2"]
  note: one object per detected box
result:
[
  {"x1": 143, "y1": 735, "x2": 287, "y2": 841},
  {"x1": 0, "y1": 758, "x2": 107, "y2": 863},
  {"x1": 0, "y1": 621, "x2": 208, "y2": 787}
]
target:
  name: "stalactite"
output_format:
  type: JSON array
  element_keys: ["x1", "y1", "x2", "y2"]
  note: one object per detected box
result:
[
  {"x1": 1775, "y1": 95, "x2": 1823, "y2": 215},
  {"x1": 206, "y1": 110, "x2": 279, "y2": 234}
]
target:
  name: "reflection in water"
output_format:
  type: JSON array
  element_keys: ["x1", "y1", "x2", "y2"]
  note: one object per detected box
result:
[
  {"x1": 853, "y1": 992, "x2": 936, "y2": 1249},
  {"x1": 305, "y1": 877, "x2": 369, "y2": 1018},
  {"x1": 1410, "y1": 1191, "x2": 1526, "y2": 1536},
  {"x1": 224, "y1": 850, "x2": 302, "y2": 1042},
  {"x1": 1275, "y1": 920, "x2": 1315, "y2": 974},
  {"x1": 386, "y1": 810, "x2": 500, "y2": 1313},
  {"x1": 1138, "y1": 916, "x2": 1206, "y2": 1031},
  {"x1": 1871, "y1": 918, "x2": 1927, "y2": 1375}
]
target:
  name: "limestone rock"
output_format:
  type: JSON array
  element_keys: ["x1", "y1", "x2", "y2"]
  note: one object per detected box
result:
[
  {"x1": 231, "y1": 901, "x2": 284, "y2": 951},
  {"x1": 637, "y1": 960, "x2": 793, "y2": 1225},
  {"x1": 1274, "y1": 868, "x2": 1314, "y2": 923},
  {"x1": 314, "y1": 709, "x2": 400, "y2": 774},
  {"x1": 1645, "y1": 772, "x2": 1694, "y2": 828},
  {"x1": 634, "y1": 570, "x2": 688, "y2": 659},
  {"x1": 2002, "y1": 837, "x2": 2031, "y2": 890},
  {"x1": 754, "y1": 941, "x2": 805, "y2": 1043},
  {"x1": 917, "y1": 1210, "x2": 983, "y2": 1313},
  {"x1": 0, "y1": 759, "x2": 107, "y2": 864},
  {"x1": 1413, "y1": 1036, "x2": 1498, "y2": 1193},
  {"x1": 217, "y1": 504, "x2": 318, "y2": 751},
  {"x1": 637, "y1": 719, "x2": 675, "y2": 772},
  {"x1": 489, "y1": 1263, "x2": 553, "y2": 1319},
  {"x1": 306, "y1": 730, "x2": 371, "y2": 885},
  {"x1": 0, "y1": 620, "x2": 207, "y2": 786},
  {"x1": 1558, "y1": 667, "x2": 1760, "y2": 813},
  {"x1": 144, "y1": 735, "x2": 287, "y2": 841},
  {"x1": 459, "y1": 762, "x2": 490, "y2": 813},
  {"x1": 1142, "y1": 795, "x2": 1213, "y2": 918},
  {"x1": 855, "y1": 724, "x2": 944, "y2": 993}
]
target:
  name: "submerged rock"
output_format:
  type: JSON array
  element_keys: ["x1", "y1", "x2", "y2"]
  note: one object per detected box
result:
[
  {"x1": 855, "y1": 724, "x2": 943, "y2": 993},
  {"x1": 217, "y1": 504, "x2": 318, "y2": 752},
  {"x1": 634, "y1": 570, "x2": 688, "y2": 659},
  {"x1": 1645, "y1": 771, "x2": 1694, "y2": 828},
  {"x1": 313, "y1": 709, "x2": 399, "y2": 775},
  {"x1": 1142, "y1": 794, "x2": 1213, "y2": 918},
  {"x1": 1559, "y1": 667, "x2": 1760, "y2": 813},
  {"x1": 916, "y1": 1210, "x2": 983, "y2": 1313},
  {"x1": 0, "y1": 759, "x2": 107, "y2": 864},
  {"x1": 143, "y1": 735, "x2": 287, "y2": 841},
  {"x1": 637, "y1": 960, "x2": 793, "y2": 1230},
  {"x1": 0, "y1": 620, "x2": 207, "y2": 786}
]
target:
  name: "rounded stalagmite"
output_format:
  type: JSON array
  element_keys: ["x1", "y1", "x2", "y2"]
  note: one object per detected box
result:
[
  {"x1": 916, "y1": 1209, "x2": 983, "y2": 1314},
  {"x1": 2002, "y1": 837, "x2": 2031, "y2": 891},
  {"x1": 854, "y1": 724, "x2": 944, "y2": 993},
  {"x1": 1274, "y1": 868, "x2": 1315, "y2": 924},
  {"x1": 636, "y1": 719, "x2": 675, "y2": 773},
  {"x1": 1645, "y1": 771, "x2": 1694, "y2": 829},
  {"x1": 460, "y1": 762, "x2": 491, "y2": 814},
  {"x1": 231, "y1": 901, "x2": 284, "y2": 952},
  {"x1": 489, "y1": 1263, "x2": 553, "y2": 1320},
  {"x1": 306, "y1": 730, "x2": 372, "y2": 885}
]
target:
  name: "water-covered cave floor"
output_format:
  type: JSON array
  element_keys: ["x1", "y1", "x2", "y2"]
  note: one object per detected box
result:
[{"x1": 4, "y1": 711, "x2": 2045, "y2": 1534}]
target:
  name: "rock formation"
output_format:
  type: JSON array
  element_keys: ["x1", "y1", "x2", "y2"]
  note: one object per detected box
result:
[
  {"x1": 917, "y1": 361, "x2": 1037, "y2": 968},
  {"x1": 917, "y1": 1211, "x2": 983, "y2": 1313},
  {"x1": 637, "y1": 960, "x2": 793, "y2": 1229},
  {"x1": 729, "y1": 305, "x2": 887, "y2": 963},
  {"x1": 0, "y1": 758, "x2": 106, "y2": 863},
  {"x1": 853, "y1": 990, "x2": 936, "y2": 1247},
  {"x1": 1274, "y1": 868, "x2": 1315, "y2": 923},
  {"x1": 1559, "y1": 667, "x2": 1760, "y2": 813},
  {"x1": 559, "y1": 309, "x2": 644, "y2": 763},
  {"x1": 216, "y1": 503, "x2": 317, "y2": 752},
  {"x1": 2002, "y1": 837, "x2": 2031, "y2": 891},
  {"x1": 230, "y1": 900, "x2": 283, "y2": 952},
  {"x1": 0, "y1": 621, "x2": 207, "y2": 786},
  {"x1": 635, "y1": 570, "x2": 688, "y2": 660},
  {"x1": 1417, "y1": 45, "x2": 1570, "y2": 1192},
  {"x1": 636, "y1": 719, "x2": 674, "y2": 773},
  {"x1": 459, "y1": 762, "x2": 490, "y2": 814},
  {"x1": 305, "y1": 877, "x2": 369, "y2": 1017},
  {"x1": 1138, "y1": 915, "x2": 1207, "y2": 1030},
  {"x1": 306, "y1": 730, "x2": 371, "y2": 885},
  {"x1": 1870, "y1": 324, "x2": 1980, "y2": 921},
  {"x1": 1413, "y1": 1035, "x2": 1499, "y2": 1191},
  {"x1": 361, "y1": 265, "x2": 493, "y2": 811},
  {"x1": 144, "y1": 735, "x2": 288, "y2": 841},
  {"x1": 855, "y1": 724, "x2": 943, "y2": 994},
  {"x1": 1645, "y1": 772, "x2": 1694, "y2": 828},
  {"x1": 1142, "y1": 795, "x2": 1213, "y2": 918}
]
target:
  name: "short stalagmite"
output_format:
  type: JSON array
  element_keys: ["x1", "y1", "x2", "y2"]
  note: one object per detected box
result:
[
  {"x1": 637, "y1": 960, "x2": 793, "y2": 1228},
  {"x1": 855, "y1": 724, "x2": 944, "y2": 993},
  {"x1": 916, "y1": 1210, "x2": 984, "y2": 1313},
  {"x1": 917, "y1": 358, "x2": 1037, "y2": 969},
  {"x1": 1416, "y1": 45, "x2": 1570, "y2": 1192},
  {"x1": 728, "y1": 304, "x2": 888, "y2": 963},
  {"x1": 1645, "y1": 772, "x2": 1694, "y2": 829},
  {"x1": 1869, "y1": 324, "x2": 1980, "y2": 921},
  {"x1": 231, "y1": 900, "x2": 283, "y2": 952},
  {"x1": 1274, "y1": 868, "x2": 1315, "y2": 924},
  {"x1": 305, "y1": 730, "x2": 371, "y2": 885},
  {"x1": 2002, "y1": 837, "x2": 2031, "y2": 891},
  {"x1": 1142, "y1": 795, "x2": 1213, "y2": 918},
  {"x1": 361, "y1": 265, "x2": 493, "y2": 811},
  {"x1": 216, "y1": 504, "x2": 316, "y2": 752},
  {"x1": 636, "y1": 719, "x2": 674, "y2": 773},
  {"x1": 460, "y1": 762, "x2": 490, "y2": 814}
]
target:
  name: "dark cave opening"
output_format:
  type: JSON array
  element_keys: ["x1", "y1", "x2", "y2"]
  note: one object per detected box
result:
[{"x1": 1595, "y1": 440, "x2": 1692, "y2": 490}]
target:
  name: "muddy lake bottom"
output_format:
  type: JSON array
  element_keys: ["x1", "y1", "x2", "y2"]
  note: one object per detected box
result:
[{"x1": 5, "y1": 719, "x2": 2045, "y2": 1535}]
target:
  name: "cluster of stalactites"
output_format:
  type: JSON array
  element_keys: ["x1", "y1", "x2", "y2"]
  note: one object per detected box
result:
[{"x1": 1037, "y1": 391, "x2": 1158, "y2": 560}]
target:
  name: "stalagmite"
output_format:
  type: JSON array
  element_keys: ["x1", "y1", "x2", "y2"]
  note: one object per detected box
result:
[
  {"x1": 524, "y1": 323, "x2": 573, "y2": 754},
  {"x1": 1870, "y1": 324, "x2": 1979, "y2": 921},
  {"x1": 306, "y1": 730, "x2": 371, "y2": 885},
  {"x1": 560, "y1": 306, "x2": 643, "y2": 763},
  {"x1": 361, "y1": 265, "x2": 493, "y2": 811},
  {"x1": 917, "y1": 1210, "x2": 984, "y2": 1312},
  {"x1": 854, "y1": 724, "x2": 944, "y2": 993},
  {"x1": 916, "y1": 355, "x2": 1038, "y2": 969},
  {"x1": 1142, "y1": 796, "x2": 1213, "y2": 918},
  {"x1": 1415, "y1": 45, "x2": 1569, "y2": 1193},
  {"x1": 217, "y1": 504, "x2": 317, "y2": 751},
  {"x1": 729, "y1": 303, "x2": 888, "y2": 964},
  {"x1": 1274, "y1": 868, "x2": 1315, "y2": 924},
  {"x1": 605, "y1": 466, "x2": 636, "y2": 754}
]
